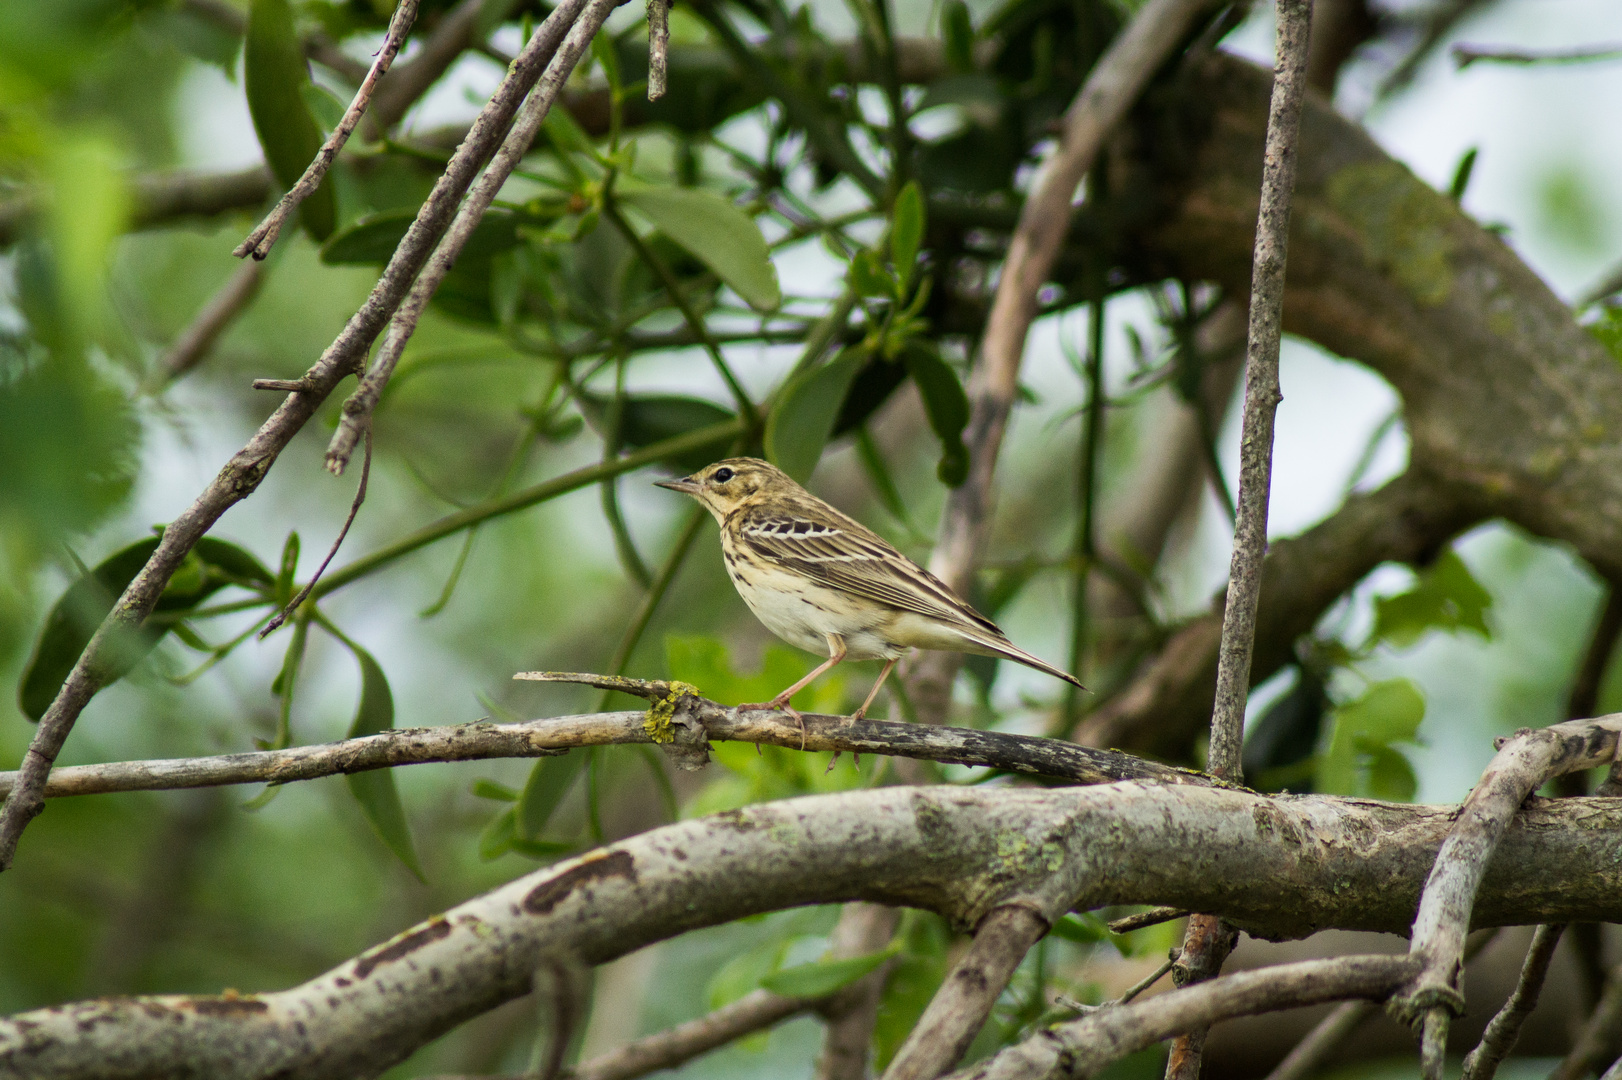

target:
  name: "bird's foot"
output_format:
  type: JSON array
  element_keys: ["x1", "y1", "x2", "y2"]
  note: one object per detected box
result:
[{"x1": 738, "y1": 698, "x2": 806, "y2": 750}]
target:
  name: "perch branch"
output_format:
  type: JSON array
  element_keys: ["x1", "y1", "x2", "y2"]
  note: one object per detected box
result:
[
  {"x1": 0, "y1": 695, "x2": 1208, "y2": 800},
  {"x1": 235, "y1": 0, "x2": 421, "y2": 260}
]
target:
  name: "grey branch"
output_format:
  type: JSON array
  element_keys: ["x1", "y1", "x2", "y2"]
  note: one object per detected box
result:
[
  {"x1": 235, "y1": 0, "x2": 422, "y2": 261},
  {"x1": 1452, "y1": 43, "x2": 1622, "y2": 68},
  {"x1": 0, "y1": 697, "x2": 1205, "y2": 800},
  {"x1": 10, "y1": 782, "x2": 1622, "y2": 1079},
  {"x1": 1264, "y1": 929, "x2": 1501, "y2": 1080},
  {"x1": 324, "y1": 0, "x2": 615, "y2": 475},
  {"x1": 1207, "y1": 0, "x2": 1314, "y2": 782},
  {"x1": 883, "y1": 905, "x2": 1051, "y2": 1080},
  {"x1": 150, "y1": 258, "x2": 266, "y2": 387},
  {"x1": 569, "y1": 988, "x2": 818, "y2": 1080},
  {"x1": 646, "y1": 0, "x2": 670, "y2": 100},
  {"x1": 1458, "y1": 923, "x2": 1565, "y2": 1080},
  {"x1": 0, "y1": 0, "x2": 625, "y2": 872},
  {"x1": 1393, "y1": 717, "x2": 1622, "y2": 1074},
  {"x1": 947, "y1": 955, "x2": 1421, "y2": 1080}
]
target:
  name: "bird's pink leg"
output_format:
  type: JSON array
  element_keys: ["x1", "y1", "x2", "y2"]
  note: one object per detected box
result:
[
  {"x1": 738, "y1": 634, "x2": 847, "y2": 749},
  {"x1": 850, "y1": 656, "x2": 899, "y2": 722}
]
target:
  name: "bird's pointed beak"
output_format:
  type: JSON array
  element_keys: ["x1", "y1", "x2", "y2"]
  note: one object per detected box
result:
[{"x1": 655, "y1": 476, "x2": 701, "y2": 495}]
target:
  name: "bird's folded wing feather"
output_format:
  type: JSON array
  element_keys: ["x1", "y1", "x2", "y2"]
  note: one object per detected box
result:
[{"x1": 736, "y1": 506, "x2": 1004, "y2": 639}]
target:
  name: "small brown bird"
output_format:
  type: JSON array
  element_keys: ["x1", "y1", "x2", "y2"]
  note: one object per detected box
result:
[{"x1": 655, "y1": 457, "x2": 1083, "y2": 724}]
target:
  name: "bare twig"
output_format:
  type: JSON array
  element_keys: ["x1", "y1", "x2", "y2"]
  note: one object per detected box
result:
[
  {"x1": 368, "y1": 0, "x2": 489, "y2": 133},
  {"x1": 946, "y1": 955, "x2": 1422, "y2": 1080},
  {"x1": 235, "y1": 0, "x2": 421, "y2": 261},
  {"x1": 1166, "y1": 5, "x2": 1313, "y2": 1074},
  {"x1": 1207, "y1": 0, "x2": 1314, "y2": 782},
  {"x1": 0, "y1": 698, "x2": 1208, "y2": 801},
  {"x1": 325, "y1": 0, "x2": 619, "y2": 475},
  {"x1": 1459, "y1": 924, "x2": 1566, "y2": 1080},
  {"x1": 0, "y1": 0, "x2": 617, "y2": 872},
  {"x1": 149, "y1": 258, "x2": 266, "y2": 386},
  {"x1": 646, "y1": 0, "x2": 670, "y2": 100},
  {"x1": 1392, "y1": 717, "x2": 1622, "y2": 1079},
  {"x1": 908, "y1": 0, "x2": 1221, "y2": 720},
  {"x1": 1262, "y1": 930, "x2": 1503, "y2": 1080},
  {"x1": 883, "y1": 905, "x2": 1052, "y2": 1080},
  {"x1": 259, "y1": 429, "x2": 371, "y2": 638},
  {"x1": 1453, "y1": 43, "x2": 1622, "y2": 68}
]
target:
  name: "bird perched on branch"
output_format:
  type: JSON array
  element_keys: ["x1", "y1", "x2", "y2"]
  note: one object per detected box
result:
[{"x1": 656, "y1": 457, "x2": 1083, "y2": 727}]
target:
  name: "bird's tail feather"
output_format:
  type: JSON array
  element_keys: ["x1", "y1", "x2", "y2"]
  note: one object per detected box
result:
[{"x1": 961, "y1": 632, "x2": 1086, "y2": 689}]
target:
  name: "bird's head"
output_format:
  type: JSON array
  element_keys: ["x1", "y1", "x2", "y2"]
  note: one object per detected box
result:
[{"x1": 654, "y1": 457, "x2": 794, "y2": 518}]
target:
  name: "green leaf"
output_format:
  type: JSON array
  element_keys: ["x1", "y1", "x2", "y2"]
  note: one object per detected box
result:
[
  {"x1": 244, "y1": 0, "x2": 335, "y2": 239},
  {"x1": 342, "y1": 643, "x2": 426, "y2": 881},
  {"x1": 765, "y1": 349, "x2": 867, "y2": 482},
  {"x1": 875, "y1": 914, "x2": 952, "y2": 1068},
  {"x1": 1364, "y1": 744, "x2": 1419, "y2": 802},
  {"x1": 320, "y1": 209, "x2": 521, "y2": 266},
  {"x1": 478, "y1": 804, "x2": 520, "y2": 860},
  {"x1": 619, "y1": 187, "x2": 781, "y2": 311},
  {"x1": 761, "y1": 949, "x2": 893, "y2": 998},
  {"x1": 1316, "y1": 679, "x2": 1426, "y2": 800},
  {"x1": 276, "y1": 531, "x2": 300, "y2": 607},
  {"x1": 1372, "y1": 550, "x2": 1493, "y2": 649},
  {"x1": 516, "y1": 752, "x2": 586, "y2": 841},
  {"x1": 707, "y1": 937, "x2": 791, "y2": 1009},
  {"x1": 299, "y1": 81, "x2": 348, "y2": 132},
  {"x1": 575, "y1": 393, "x2": 737, "y2": 472},
  {"x1": 472, "y1": 779, "x2": 520, "y2": 802},
  {"x1": 901, "y1": 343, "x2": 970, "y2": 486},
  {"x1": 890, "y1": 181, "x2": 925, "y2": 293},
  {"x1": 847, "y1": 249, "x2": 895, "y2": 299},
  {"x1": 1049, "y1": 912, "x2": 1109, "y2": 944},
  {"x1": 19, "y1": 536, "x2": 273, "y2": 721}
]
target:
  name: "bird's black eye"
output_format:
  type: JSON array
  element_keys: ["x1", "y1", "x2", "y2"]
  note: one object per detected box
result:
[{"x1": 713, "y1": 467, "x2": 734, "y2": 483}]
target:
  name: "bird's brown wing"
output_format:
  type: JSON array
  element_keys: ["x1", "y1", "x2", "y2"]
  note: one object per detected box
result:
[{"x1": 733, "y1": 500, "x2": 1004, "y2": 639}]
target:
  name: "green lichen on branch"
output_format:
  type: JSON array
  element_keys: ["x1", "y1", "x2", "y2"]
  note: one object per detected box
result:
[
  {"x1": 1326, "y1": 159, "x2": 1457, "y2": 307},
  {"x1": 645, "y1": 681, "x2": 700, "y2": 743}
]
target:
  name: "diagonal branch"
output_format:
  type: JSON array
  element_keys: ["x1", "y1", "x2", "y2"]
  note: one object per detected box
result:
[
  {"x1": 1458, "y1": 923, "x2": 1566, "y2": 1080},
  {"x1": 0, "y1": 0, "x2": 616, "y2": 872},
  {"x1": 235, "y1": 0, "x2": 421, "y2": 261},
  {"x1": 324, "y1": 0, "x2": 622, "y2": 475}
]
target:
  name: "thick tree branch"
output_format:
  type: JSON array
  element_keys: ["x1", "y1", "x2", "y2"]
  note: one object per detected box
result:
[{"x1": 9, "y1": 781, "x2": 1622, "y2": 1078}]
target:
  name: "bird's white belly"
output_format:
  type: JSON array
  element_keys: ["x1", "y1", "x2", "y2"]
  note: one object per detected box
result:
[{"x1": 736, "y1": 575, "x2": 903, "y2": 661}]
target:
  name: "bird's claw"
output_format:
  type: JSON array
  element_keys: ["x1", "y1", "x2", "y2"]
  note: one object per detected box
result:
[{"x1": 737, "y1": 698, "x2": 807, "y2": 750}]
